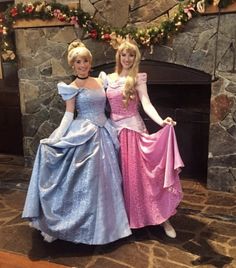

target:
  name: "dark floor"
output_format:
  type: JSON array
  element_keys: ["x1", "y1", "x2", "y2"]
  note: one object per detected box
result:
[{"x1": 0, "y1": 154, "x2": 236, "y2": 268}]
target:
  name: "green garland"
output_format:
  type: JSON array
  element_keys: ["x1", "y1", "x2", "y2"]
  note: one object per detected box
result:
[{"x1": 0, "y1": 0, "x2": 234, "y2": 62}]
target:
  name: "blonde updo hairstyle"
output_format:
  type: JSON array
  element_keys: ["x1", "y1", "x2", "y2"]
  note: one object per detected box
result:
[
  {"x1": 67, "y1": 39, "x2": 92, "y2": 67},
  {"x1": 115, "y1": 40, "x2": 141, "y2": 107}
]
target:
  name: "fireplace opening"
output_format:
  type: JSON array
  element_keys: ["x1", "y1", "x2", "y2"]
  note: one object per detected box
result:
[{"x1": 92, "y1": 60, "x2": 212, "y2": 182}]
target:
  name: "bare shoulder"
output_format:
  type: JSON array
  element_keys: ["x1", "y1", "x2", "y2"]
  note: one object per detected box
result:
[
  {"x1": 69, "y1": 80, "x2": 77, "y2": 87},
  {"x1": 92, "y1": 76, "x2": 102, "y2": 84},
  {"x1": 88, "y1": 77, "x2": 103, "y2": 89}
]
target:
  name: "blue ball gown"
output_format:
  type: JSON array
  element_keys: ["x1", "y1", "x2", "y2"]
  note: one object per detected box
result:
[{"x1": 22, "y1": 82, "x2": 131, "y2": 245}]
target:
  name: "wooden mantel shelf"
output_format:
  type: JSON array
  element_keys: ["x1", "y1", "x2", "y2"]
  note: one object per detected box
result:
[
  {"x1": 203, "y1": 2, "x2": 236, "y2": 14},
  {"x1": 13, "y1": 18, "x2": 71, "y2": 29}
]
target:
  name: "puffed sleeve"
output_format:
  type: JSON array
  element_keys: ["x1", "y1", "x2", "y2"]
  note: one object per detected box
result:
[
  {"x1": 136, "y1": 73, "x2": 147, "y2": 86},
  {"x1": 57, "y1": 82, "x2": 81, "y2": 101},
  {"x1": 98, "y1": 71, "x2": 108, "y2": 88}
]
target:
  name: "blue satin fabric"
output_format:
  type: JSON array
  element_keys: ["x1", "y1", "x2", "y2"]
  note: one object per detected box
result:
[{"x1": 22, "y1": 82, "x2": 131, "y2": 245}]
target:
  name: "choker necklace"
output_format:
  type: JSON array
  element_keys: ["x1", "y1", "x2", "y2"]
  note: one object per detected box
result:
[{"x1": 76, "y1": 75, "x2": 89, "y2": 80}]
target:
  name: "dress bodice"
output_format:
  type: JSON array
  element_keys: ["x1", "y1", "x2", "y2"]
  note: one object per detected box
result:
[
  {"x1": 58, "y1": 82, "x2": 107, "y2": 126},
  {"x1": 106, "y1": 77, "x2": 139, "y2": 121},
  {"x1": 104, "y1": 73, "x2": 147, "y2": 133}
]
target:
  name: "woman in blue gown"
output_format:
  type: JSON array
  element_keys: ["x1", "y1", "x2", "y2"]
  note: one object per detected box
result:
[{"x1": 22, "y1": 40, "x2": 131, "y2": 244}]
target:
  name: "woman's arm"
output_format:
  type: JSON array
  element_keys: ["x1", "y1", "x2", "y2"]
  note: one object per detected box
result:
[
  {"x1": 40, "y1": 97, "x2": 75, "y2": 144},
  {"x1": 53, "y1": 97, "x2": 75, "y2": 138},
  {"x1": 136, "y1": 74, "x2": 176, "y2": 127}
]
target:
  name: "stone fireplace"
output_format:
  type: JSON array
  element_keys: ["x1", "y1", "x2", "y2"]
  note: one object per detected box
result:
[{"x1": 12, "y1": 1, "x2": 236, "y2": 193}]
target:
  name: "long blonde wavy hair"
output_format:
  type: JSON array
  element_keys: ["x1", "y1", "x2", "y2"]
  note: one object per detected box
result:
[
  {"x1": 115, "y1": 40, "x2": 141, "y2": 107},
  {"x1": 67, "y1": 39, "x2": 92, "y2": 67}
]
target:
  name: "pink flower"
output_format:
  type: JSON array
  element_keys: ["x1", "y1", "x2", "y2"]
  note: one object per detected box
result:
[
  {"x1": 184, "y1": 5, "x2": 195, "y2": 19},
  {"x1": 53, "y1": 9, "x2": 61, "y2": 18},
  {"x1": 70, "y1": 16, "x2": 79, "y2": 26},
  {"x1": 53, "y1": 9, "x2": 67, "y2": 22}
]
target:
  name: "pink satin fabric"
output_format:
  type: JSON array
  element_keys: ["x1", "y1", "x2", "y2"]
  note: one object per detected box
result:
[
  {"x1": 119, "y1": 126, "x2": 183, "y2": 228},
  {"x1": 106, "y1": 73, "x2": 184, "y2": 228}
]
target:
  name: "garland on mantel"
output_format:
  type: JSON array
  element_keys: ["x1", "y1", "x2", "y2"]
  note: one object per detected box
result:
[{"x1": 0, "y1": 0, "x2": 235, "y2": 62}]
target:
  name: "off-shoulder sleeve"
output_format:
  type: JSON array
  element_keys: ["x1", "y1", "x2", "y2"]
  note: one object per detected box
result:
[
  {"x1": 98, "y1": 71, "x2": 108, "y2": 88},
  {"x1": 136, "y1": 73, "x2": 147, "y2": 86},
  {"x1": 57, "y1": 82, "x2": 81, "y2": 101}
]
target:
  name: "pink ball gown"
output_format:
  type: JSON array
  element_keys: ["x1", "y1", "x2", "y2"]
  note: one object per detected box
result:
[{"x1": 105, "y1": 72, "x2": 184, "y2": 229}]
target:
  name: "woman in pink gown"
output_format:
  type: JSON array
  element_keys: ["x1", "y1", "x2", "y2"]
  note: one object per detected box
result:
[{"x1": 99, "y1": 39, "x2": 184, "y2": 238}]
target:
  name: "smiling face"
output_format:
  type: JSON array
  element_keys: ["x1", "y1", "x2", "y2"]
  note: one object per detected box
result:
[
  {"x1": 120, "y1": 49, "x2": 136, "y2": 71},
  {"x1": 115, "y1": 40, "x2": 141, "y2": 76},
  {"x1": 73, "y1": 55, "x2": 91, "y2": 78}
]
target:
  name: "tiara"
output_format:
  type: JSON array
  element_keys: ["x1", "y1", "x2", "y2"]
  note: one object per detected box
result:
[{"x1": 110, "y1": 33, "x2": 136, "y2": 49}]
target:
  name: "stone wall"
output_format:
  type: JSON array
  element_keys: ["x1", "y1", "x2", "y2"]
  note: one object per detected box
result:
[{"x1": 15, "y1": 0, "x2": 236, "y2": 192}]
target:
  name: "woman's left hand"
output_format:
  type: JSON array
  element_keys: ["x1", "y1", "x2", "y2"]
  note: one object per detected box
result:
[{"x1": 163, "y1": 117, "x2": 177, "y2": 126}]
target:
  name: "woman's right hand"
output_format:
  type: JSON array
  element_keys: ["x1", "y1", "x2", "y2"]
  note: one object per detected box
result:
[{"x1": 163, "y1": 117, "x2": 177, "y2": 126}]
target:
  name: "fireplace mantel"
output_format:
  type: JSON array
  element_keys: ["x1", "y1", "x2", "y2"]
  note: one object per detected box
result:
[
  {"x1": 203, "y1": 2, "x2": 236, "y2": 15},
  {"x1": 13, "y1": 18, "x2": 70, "y2": 29}
]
